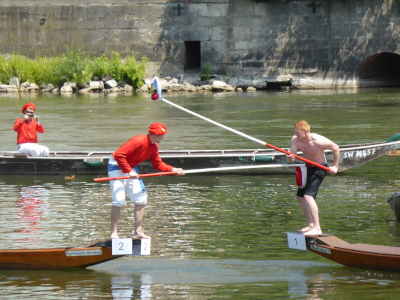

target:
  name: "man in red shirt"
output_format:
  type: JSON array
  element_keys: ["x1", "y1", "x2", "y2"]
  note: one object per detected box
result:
[
  {"x1": 13, "y1": 103, "x2": 49, "y2": 157},
  {"x1": 108, "y1": 122, "x2": 184, "y2": 239}
]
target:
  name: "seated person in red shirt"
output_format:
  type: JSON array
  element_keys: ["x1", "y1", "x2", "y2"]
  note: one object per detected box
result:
[
  {"x1": 13, "y1": 103, "x2": 49, "y2": 157},
  {"x1": 108, "y1": 122, "x2": 184, "y2": 239}
]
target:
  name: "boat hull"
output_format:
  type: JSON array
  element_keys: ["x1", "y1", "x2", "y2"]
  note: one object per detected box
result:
[
  {"x1": 306, "y1": 235, "x2": 400, "y2": 272},
  {"x1": 0, "y1": 241, "x2": 123, "y2": 270},
  {"x1": 0, "y1": 140, "x2": 399, "y2": 175}
]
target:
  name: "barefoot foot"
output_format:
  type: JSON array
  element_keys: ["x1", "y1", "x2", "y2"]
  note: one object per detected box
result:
[
  {"x1": 111, "y1": 233, "x2": 119, "y2": 239},
  {"x1": 297, "y1": 226, "x2": 311, "y2": 233},
  {"x1": 133, "y1": 232, "x2": 151, "y2": 239},
  {"x1": 303, "y1": 229, "x2": 322, "y2": 236}
]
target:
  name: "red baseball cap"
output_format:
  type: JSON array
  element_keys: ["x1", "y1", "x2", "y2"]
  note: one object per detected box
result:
[
  {"x1": 22, "y1": 103, "x2": 36, "y2": 113},
  {"x1": 149, "y1": 122, "x2": 167, "y2": 135}
]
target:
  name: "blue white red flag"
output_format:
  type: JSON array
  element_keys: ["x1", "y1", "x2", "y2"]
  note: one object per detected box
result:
[{"x1": 152, "y1": 76, "x2": 164, "y2": 101}]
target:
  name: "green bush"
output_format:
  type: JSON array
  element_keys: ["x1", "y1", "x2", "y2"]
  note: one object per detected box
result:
[
  {"x1": 10, "y1": 54, "x2": 33, "y2": 84},
  {"x1": 121, "y1": 53, "x2": 149, "y2": 87},
  {"x1": 91, "y1": 52, "x2": 148, "y2": 87},
  {"x1": 28, "y1": 56, "x2": 51, "y2": 86},
  {"x1": 201, "y1": 64, "x2": 213, "y2": 82},
  {"x1": 0, "y1": 56, "x2": 12, "y2": 84},
  {"x1": 47, "y1": 48, "x2": 93, "y2": 87},
  {"x1": 91, "y1": 52, "x2": 123, "y2": 81},
  {"x1": 0, "y1": 48, "x2": 148, "y2": 89}
]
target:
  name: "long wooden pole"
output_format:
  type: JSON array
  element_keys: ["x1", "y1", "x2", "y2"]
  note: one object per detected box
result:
[
  {"x1": 151, "y1": 77, "x2": 330, "y2": 172},
  {"x1": 93, "y1": 163, "x2": 304, "y2": 182}
]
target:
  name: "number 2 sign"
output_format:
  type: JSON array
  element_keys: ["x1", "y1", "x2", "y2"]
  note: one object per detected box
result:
[
  {"x1": 112, "y1": 238, "x2": 133, "y2": 255},
  {"x1": 133, "y1": 239, "x2": 151, "y2": 256}
]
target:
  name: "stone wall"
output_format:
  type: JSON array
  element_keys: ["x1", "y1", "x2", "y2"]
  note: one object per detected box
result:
[{"x1": 1, "y1": 0, "x2": 400, "y2": 88}]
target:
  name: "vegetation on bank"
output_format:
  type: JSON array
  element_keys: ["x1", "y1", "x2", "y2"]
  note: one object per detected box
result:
[{"x1": 0, "y1": 48, "x2": 148, "y2": 89}]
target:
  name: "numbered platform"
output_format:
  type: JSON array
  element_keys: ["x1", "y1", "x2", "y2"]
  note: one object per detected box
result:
[
  {"x1": 112, "y1": 238, "x2": 151, "y2": 256},
  {"x1": 286, "y1": 231, "x2": 308, "y2": 251}
]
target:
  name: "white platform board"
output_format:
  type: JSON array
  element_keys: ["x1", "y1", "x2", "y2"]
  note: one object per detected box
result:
[{"x1": 286, "y1": 232, "x2": 307, "y2": 251}]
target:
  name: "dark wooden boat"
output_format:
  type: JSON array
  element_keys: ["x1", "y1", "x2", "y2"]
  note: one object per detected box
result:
[
  {"x1": 306, "y1": 235, "x2": 400, "y2": 272},
  {"x1": 288, "y1": 233, "x2": 400, "y2": 272},
  {"x1": 388, "y1": 192, "x2": 400, "y2": 222},
  {"x1": 1, "y1": 137, "x2": 399, "y2": 175},
  {"x1": 0, "y1": 240, "x2": 136, "y2": 270}
]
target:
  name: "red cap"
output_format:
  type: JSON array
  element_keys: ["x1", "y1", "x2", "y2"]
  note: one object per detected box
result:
[
  {"x1": 22, "y1": 103, "x2": 36, "y2": 113},
  {"x1": 149, "y1": 122, "x2": 167, "y2": 135}
]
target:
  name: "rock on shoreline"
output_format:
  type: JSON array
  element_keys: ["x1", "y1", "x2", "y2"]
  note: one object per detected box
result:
[
  {"x1": 2, "y1": 73, "x2": 354, "y2": 93},
  {"x1": 0, "y1": 74, "x2": 281, "y2": 95}
]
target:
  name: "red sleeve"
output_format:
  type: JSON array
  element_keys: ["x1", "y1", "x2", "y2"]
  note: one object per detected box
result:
[
  {"x1": 113, "y1": 143, "x2": 137, "y2": 174},
  {"x1": 113, "y1": 135, "x2": 148, "y2": 174},
  {"x1": 149, "y1": 146, "x2": 174, "y2": 172},
  {"x1": 13, "y1": 119, "x2": 23, "y2": 131},
  {"x1": 113, "y1": 135, "x2": 174, "y2": 173},
  {"x1": 36, "y1": 123, "x2": 45, "y2": 133}
]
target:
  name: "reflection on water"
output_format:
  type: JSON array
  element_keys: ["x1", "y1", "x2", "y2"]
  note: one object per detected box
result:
[
  {"x1": 110, "y1": 275, "x2": 152, "y2": 299},
  {"x1": 1, "y1": 90, "x2": 400, "y2": 298},
  {"x1": 2, "y1": 260, "x2": 400, "y2": 299},
  {"x1": 15, "y1": 186, "x2": 50, "y2": 246}
]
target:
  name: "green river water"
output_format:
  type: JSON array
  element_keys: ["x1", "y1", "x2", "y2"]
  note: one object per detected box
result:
[{"x1": 0, "y1": 89, "x2": 400, "y2": 299}]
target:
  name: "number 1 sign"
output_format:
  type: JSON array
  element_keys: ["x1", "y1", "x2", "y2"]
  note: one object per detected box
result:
[{"x1": 286, "y1": 232, "x2": 307, "y2": 251}]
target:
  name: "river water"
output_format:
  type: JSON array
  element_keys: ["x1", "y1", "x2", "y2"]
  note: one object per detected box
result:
[{"x1": 1, "y1": 89, "x2": 400, "y2": 299}]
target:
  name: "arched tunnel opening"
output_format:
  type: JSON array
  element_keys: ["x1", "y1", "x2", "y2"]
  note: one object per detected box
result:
[{"x1": 357, "y1": 52, "x2": 400, "y2": 87}]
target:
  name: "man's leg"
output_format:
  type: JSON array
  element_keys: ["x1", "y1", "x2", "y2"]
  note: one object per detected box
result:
[
  {"x1": 297, "y1": 196, "x2": 313, "y2": 232},
  {"x1": 38, "y1": 144, "x2": 49, "y2": 157},
  {"x1": 18, "y1": 143, "x2": 34, "y2": 156},
  {"x1": 302, "y1": 195, "x2": 322, "y2": 236},
  {"x1": 133, "y1": 204, "x2": 150, "y2": 239},
  {"x1": 111, "y1": 206, "x2": 121, "y2": 239},
  {"x1": 109, "y1": 174, "x2": 127, "y2": 239}
]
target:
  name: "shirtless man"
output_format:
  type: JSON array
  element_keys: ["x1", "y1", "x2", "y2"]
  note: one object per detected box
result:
[{"x1": 286, "y1": 120, "x2": 339, "y2": 236}]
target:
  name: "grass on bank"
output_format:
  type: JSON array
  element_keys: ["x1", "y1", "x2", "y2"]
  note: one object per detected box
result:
[{"x1": 0, "y1": 49, "x2": 149, "y2": 89}]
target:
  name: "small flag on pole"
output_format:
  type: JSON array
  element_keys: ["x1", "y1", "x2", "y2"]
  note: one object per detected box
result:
[{"x1": 152, "y1": 76, "x2": 164, "y2": 101}]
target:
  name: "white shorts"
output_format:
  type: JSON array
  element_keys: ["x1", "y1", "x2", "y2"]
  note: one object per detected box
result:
[
  {"x1": 108, "y1": 157, "x2": 147, "y2": 207},
  {"x1": 18, "y1": 143, "x2": 49, "y2": 157}
]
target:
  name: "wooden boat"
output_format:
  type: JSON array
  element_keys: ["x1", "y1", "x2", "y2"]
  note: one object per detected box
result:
[
  {"x1": 1, "y1": 136, "x2": 399, "y2": 175},
  {"x1": 306, "y1": 235, "x2": 400, "y2": 272},
  {"x1": 388, "y1": 192, "x2": 400, "y2": 222},
  {"x1": 288, "y1": 232, "x2": 400, "y2": 272},
  {"x1": 0, "y1": 240, "x2": 139, "y2": 270}
]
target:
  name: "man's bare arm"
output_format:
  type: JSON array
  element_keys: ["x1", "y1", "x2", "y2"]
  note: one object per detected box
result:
[
  {"x1": 320, "y1": 137, "x2": 339, "y2": 174},
  {"x1": 286, "y1": 136, "x2": 298, "y2": 163}
]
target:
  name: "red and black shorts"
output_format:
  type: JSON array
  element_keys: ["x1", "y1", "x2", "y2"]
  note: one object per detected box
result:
[{"x1": 297, "y1": 162, "x2": 328, "y2": 199}]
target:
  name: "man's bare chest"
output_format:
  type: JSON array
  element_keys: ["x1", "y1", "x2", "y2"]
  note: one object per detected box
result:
[{"x1": 297, "y1": 141, "x2": 321, "y2": 156}]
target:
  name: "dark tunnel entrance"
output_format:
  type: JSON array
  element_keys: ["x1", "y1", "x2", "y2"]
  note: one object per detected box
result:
[
  {"x1": 357, "y1": 52, "x2": 400, "y2": 87},
  {"x1": 184, "y1": 41, "x2": 201, "y2": 72}
]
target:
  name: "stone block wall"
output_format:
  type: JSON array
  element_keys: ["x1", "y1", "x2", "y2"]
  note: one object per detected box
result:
[{"x1": 1, "y1": 0, "x2": 400, "y2": 87}]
